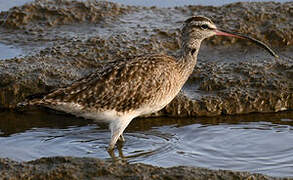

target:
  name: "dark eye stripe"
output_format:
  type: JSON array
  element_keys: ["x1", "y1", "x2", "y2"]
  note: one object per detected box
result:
[{"x1": 190, "y1": 24, "x2": 214, "y2": 30}]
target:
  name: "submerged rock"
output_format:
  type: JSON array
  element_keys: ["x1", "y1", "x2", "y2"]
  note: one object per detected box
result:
[
  {"x1": 0, "y1": 156, "x2": 283, "y2": 180},
  {"x1": 0, "y1": 0, "x2": 292, "y2": 117}
]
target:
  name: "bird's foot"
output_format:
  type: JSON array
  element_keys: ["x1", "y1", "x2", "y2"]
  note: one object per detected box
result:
[
  {"x1": 107, "y1": 145, "x2": 116, "y2": 160},
  {"x1": 107, "y1": 143, "x2": 125, "y2": 161}
]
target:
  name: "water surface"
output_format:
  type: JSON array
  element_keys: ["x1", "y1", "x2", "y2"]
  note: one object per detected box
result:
[
  {"x1": 0, "y1": 0, "x2": 33, "y2": 11},
  {"x1": 0, "y1": 110, "x2": 292, "y2": 177},
  {"x1": 0, "y1": 43, "x2": 23, "y2": 60}
]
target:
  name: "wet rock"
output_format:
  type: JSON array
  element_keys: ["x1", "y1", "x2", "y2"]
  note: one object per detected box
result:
[
  {"x1": 158, "y1": 57, "x2": 293, "y2": 117},
  {"x1": 0, "y1": 156, "x2": 283, "y2": 180},
  {"x1": 180, "y1": 1, "x2": 293, "y2": 46},
  {"x1": 0, "y1": 0, "x2": 131, "y2": 29},
  {"x1": 0, "y1": 0, "x2": 292, "y2": 117}
]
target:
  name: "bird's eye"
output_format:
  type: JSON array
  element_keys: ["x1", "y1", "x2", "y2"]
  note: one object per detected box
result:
[{"x1": 200, "y1": 24, "x2": 209, "y2": 30}]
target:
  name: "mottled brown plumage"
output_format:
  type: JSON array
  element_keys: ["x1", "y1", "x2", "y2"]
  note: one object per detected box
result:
[
  {"x1": 42, "y1": 54, "x2": 184, "y2": 113},
  {"x1": 23, "y1": 16, "x2": 277, "y2": 150}
]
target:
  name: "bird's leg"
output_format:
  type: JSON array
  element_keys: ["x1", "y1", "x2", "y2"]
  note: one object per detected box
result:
[
  {"x1": 118, "y1": 134, "x2": 125, "y2": 142},
  {"x1": 117, "y1": 134, "x2": 125, "y2": 158},
  {"x1": 108, "y1": 118, "x2": 132, "y2": 151},
  {"x1": 117, "y1": 141, "x2": 125, "y2": 159}
]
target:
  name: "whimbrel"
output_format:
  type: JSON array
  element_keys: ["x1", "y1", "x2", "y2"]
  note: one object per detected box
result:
[{"x1": 22, "y1": 16, "x2": 277, "y2": 151}]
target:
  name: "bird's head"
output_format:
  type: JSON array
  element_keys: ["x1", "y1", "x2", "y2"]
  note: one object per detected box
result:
[
  {"x1": 182, "y1": 16, "x2": 278, "y2": 57},
  {"x1": 182, "y1": 16, "x2": 217, "y2": 40}
]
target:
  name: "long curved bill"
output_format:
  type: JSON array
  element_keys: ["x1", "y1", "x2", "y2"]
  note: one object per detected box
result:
[{"x1": 215, "y1": 29, "x2": 278, "y2": 58}]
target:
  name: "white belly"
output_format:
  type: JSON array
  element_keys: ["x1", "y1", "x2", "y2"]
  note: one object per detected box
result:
[
  {"x1": 46, "y1": 102, "x2": 138, "y2": 123},
  {"x1": 137, "y1": 93, "x2": 177, "y2": 116}
]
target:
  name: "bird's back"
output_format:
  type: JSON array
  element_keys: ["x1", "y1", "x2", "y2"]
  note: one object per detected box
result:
[{"x1": 30, "y1": 54, "x2": 185, "y2": 120}]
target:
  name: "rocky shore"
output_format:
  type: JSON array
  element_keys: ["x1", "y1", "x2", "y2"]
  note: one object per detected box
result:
[
  {"x1": 0, "y1": 0, "x2": 292, "y2": 179},
  {"x1": 0, "y1": 0, "x2": 292, "y2": 116},
  {"x1": 0, "y1": 156, "x2": 287, "y2": 180}
]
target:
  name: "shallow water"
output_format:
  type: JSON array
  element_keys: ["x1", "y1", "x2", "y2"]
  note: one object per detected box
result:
[
  {"x1": 0, "y1": 110, "x2": 292, "y2": 177},
  {"x1": 0, "y1": 0, "x2": 33, "y2": 11},
  {"x1": 0, "y1": 43, "x2": 23, "y2": 60}
]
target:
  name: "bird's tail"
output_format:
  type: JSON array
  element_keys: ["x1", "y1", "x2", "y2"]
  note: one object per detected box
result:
[
  {"x1": 17, "y1": 99, "x2": 40, "y2": 107},
  {"x1": 16, "y1": 93, "x2": 46, "y2": 111}
]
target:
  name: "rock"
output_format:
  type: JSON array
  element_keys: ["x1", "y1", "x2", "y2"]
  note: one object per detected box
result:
[
  {"x1": 0, "y1": 0, "x2": 292, "y2": 117},
  {"x1": 0, "y1": 0, "x2": 130, "y2": 29},
  {"x1": 0, "y1": 156, "x2": 282, "y2": 180}
]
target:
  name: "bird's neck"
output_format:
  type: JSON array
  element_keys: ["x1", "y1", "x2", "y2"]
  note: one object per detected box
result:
[{"x1": 177, "y1": 38, "x2": 202, "y2": 77}]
